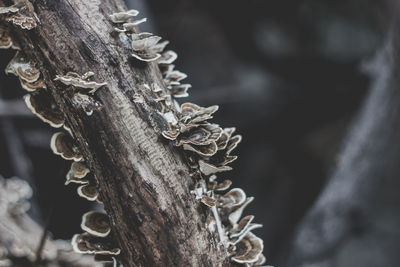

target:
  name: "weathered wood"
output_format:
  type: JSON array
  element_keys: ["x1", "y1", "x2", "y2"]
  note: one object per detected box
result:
[{"x1": 1, "y1": 0, "x2": 230, "y2": 266}]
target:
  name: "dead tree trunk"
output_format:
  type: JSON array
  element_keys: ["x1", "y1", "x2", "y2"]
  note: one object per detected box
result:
[{"x1": 0, "y1": 0, "x2": 232, "y2": 266}]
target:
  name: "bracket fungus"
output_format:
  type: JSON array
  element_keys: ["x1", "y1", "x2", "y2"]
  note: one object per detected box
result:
[
  {"x1": 70, "y1": 162, "x2": 90, "y2": 179},
  {"x1": 65, "y1": 161, "x2": 90, "y2": 185},
  {"x1": 231, "y1": 232, "x2": 264, "y2": 265},
  {"x1": 109, "y1": 9, "x2": 139, "y2": 24},
  {"x1": 0, "y1": 24, "x2": 12, "y2": 49},
  {"x1": 0, "y1": 6, "x2": 19, "y2": 15},
  {"x1": 157, "y1": 50, "x2": 178, "y2": 65},
  {"x1": 50, "y1": 132, "x2": 83, "y2": 161},
  {"x1": 114, "y1": 18, "x2": 147, "y2": 32},
  {"x1": 130, "y1": 32, "x2": 163, "y2": 62},
  {"x1": 6, "y1": 13, "x2": 37, "y2": 30},
  {"x1": 2, "y1": 3, "x2": 269, "y2": 265},
  {"x1": 72, "y1": 233, "x2": 120, "y2": 256},
  {"x1": 77, "y1": 183, "x2": 98, "y2": 201},
  {"x1": 24, "y1": 91, "x2": 64, "y2": 128},
  {"x1": 54, "y1": 72, "x2": 107, "y2": 94},
  {"x1": 81, "y1": 211, "x2": 111, "y2": 238},
  {"x1": 6, "y1": 52, "x2": 39, "y2": 82}
]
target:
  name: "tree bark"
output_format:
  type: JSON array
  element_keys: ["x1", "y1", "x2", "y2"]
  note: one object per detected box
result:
[{"x1": 1, "y1": 0, "x2": 230, "y2": 266}]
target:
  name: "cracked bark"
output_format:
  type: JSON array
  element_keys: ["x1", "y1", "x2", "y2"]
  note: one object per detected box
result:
[{"x1": 0, "y1": 0, "x2": 231, "y2": 266}]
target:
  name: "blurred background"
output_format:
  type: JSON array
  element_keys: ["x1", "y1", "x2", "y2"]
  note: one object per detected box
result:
[{"x1": 1, "y1": 0, "x2": 399, "y2": 266}]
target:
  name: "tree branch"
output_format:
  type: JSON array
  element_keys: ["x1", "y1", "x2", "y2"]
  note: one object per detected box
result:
[{"x1": 1, "y1": 0, "x2": 231, "y2": 266}]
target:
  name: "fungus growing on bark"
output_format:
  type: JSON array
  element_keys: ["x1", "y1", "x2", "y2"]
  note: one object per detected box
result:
[
  {"x1": 230, "y1": 216, "x2": 262, "y2": 241},
  {"x1": 5, "y1": 52, "x2": 39, "y2": 83},
  {"x1": 16, "y1": 65, "x2": 40, "y2": 83},
  {"x1": 201, "y1": 195, "x2": 217, "y2": 208},
  {"x1": 183, "y1": 142, "x2": 218, "y2": 157},
  {"x1": 162, "y1": 128, "x2": 180, "y2": 141},
  {"x1": 68, "y1": 161, "x2": 90, "y2": 180},
  {"x1": 6, "y1": 13, "x2": 37, "y2": 30},
  {"x1": 180, "y1": 102, "x2": 219, "y2": 124},
  {"x1": 77, "y1": 183, "x2": 98, "y2": 201},
  {"x1": 130, "y1": 32, "x2": 163, "y2": 62},
  {"x1": 71, "y1": 233, "x2": 120, "y2": 255},
  {"x1": 231, "y1": 232, "x2": 264, "y2": 265},
  {"x1": 157, "y1": 50, "x2": 178, "y2": 65},
  {"x1": 159, "y1": 63, "x2": 175, "y2": 76},
  {"x1": 65, "y1": 170, "x2": 89, "y2": 185},
  {"x1": 50, "y1": 132, "x2": 83, "y2": 161},
  {"x1": 164, "y1": 70, "x2": 187, "y2": 85},
  {"x1": 19, "y1": 77, "x2": 46, "y2": 91},
  {"x1": 114, "y1": 18, "x2": 147, "y2": 32},
  {"x1": 24, "y1": 91, "x2": 64, "y2": 128},
  {"x1": 71, "y1": 92, "x2": 101, "y2": 116},
  {"x1": 0, "y1": 25, "x2": 12, "y2": 49},
  {"x1": 208, "y1": 178, "x2": 232, "y2": 191},
  {"x1": 168, "y1": 83, "x2": 191, "y2": 98},
  {"x1": 199, "y1": 159, "x2": 232, "y2": 176},
  {"x1": 81, "y1": 211, "x2": 111, "y2": 237},
  {"x1": 70, "y1": 162, "x2": 90, "y2": 178},
  {"x1": 219, "y1": 188, "x2": 247, "y2": 209},
  {"x1": 54, "y1": 72, "x2": 107, "y2": 94},
  {"x1": 227, "y1": 197, "x2": 254, "y2": 226},
  {"x1": 177, "y1": 124, "x2": 223, "y2": 146},
  {"x1": 109, "y1": 9, "x2": 139, "y2": 23},
  {"x1": 0, "y1": 6, "x2": 19, "y2": 14},
  {"x1": 216, "y1": 179, "x2": 233, "y2": 191}
]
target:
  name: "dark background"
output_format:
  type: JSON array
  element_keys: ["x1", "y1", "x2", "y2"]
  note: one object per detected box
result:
[{"x1": 0, "y1": 0, "x2": 396, "y2": 266}]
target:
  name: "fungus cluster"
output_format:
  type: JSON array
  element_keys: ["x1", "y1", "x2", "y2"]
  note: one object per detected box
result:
[
  {"x1": 0, "y1": 4, "x2": 269, "y2": 266},
  {"x1": 54, "y1": 72, "x2": 107, "y2": 94},
  {"x1": 0, "y1": 1, "x2": 38, "y2": 30},
  {"x1": 109, "y1": 7, "x2": 269, "y2": 266},
  {"x1": 2, "y1": 46, "x2": 65, "y2": 130},
  {"x1": 72, "y1": 211, "x2": 119, "y2": 263},
  {"x1": 159, "y1": 100, "x2": 267, "y2": 265},
  {"x1": 1, "y1": 16, "x2": 118, "y2": 264}
]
